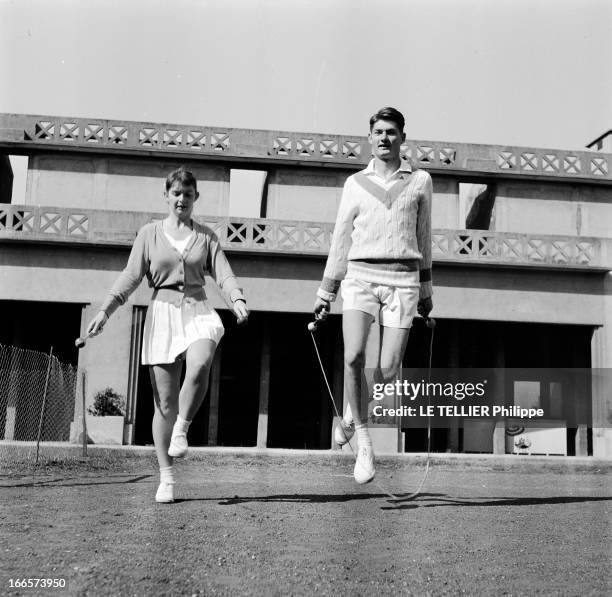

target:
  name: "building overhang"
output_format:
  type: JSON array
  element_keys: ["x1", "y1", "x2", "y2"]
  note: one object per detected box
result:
[{"x1": 1, "y1": 113, "x2": 611, "y2": 186}]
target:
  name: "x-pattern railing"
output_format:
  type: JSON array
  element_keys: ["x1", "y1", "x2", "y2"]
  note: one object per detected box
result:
[
  {"x1": 59, "y1": 122, "x2": 79, "y2": 141},
  {"x1": 429, "y1": 230, "x2": 602, "y2": 268},
  {"x1": 186, "y1": 130, "x2": 207, "y2": 149},
  {"x1": 0, "y1": 204, "x2": 606, "y2": 269},
  {"x1": 4, "y1": 114, "x2": 609, "y2": 180},
  {"x1": 163, "y1": 129, "x2": 182, "y2": 148},
  {"x1": 521, "y1": 152, "x2": 538, "y2": 171},
  {"x1": 84, "y1": 123, "x2": 104, "y2": 143}
]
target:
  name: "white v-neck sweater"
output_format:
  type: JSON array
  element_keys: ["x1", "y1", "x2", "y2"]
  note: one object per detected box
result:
[{"x1": 318, "y1": 164, "x2": 433, "y2": 301}]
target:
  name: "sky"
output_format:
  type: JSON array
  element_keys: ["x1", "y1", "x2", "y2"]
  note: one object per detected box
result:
[{"x1": 1, "y1": 0, "x2": 611, "y2": 200}]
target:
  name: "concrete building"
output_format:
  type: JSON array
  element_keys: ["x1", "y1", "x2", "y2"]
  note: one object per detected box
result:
[{"x1": 1, "y1": 113, "x2": 611, "y2": 457}]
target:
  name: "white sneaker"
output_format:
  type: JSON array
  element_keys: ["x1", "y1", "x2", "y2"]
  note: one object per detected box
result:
[
  {"x1": 334, "y1": 420, "x2": 355, "y2": 446},
  {"x1": 155, "y1": 482, "x2": 175, "y2": 503},
  {"x1": 168, "y1": 433, "x2": 188, "y2": 458},
  {"x1": 354, "y1": 444, "x2": 375, "y2": 484}
]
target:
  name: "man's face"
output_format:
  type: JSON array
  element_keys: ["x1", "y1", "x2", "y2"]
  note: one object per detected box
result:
[{"x1": 368, "y1": 119, "x2": 405, "y2": 162}]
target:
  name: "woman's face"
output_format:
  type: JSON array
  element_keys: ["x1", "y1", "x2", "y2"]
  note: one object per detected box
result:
[{"x1": 165, "y1": 181, "x2": 199, "y2": 220}]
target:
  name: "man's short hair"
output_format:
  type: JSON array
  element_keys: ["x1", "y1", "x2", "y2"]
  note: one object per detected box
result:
[{"x1": 369, "y1": 107, "x2": 405, "y2": 132}]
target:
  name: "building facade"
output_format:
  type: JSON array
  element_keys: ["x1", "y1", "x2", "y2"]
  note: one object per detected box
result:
[{"x1": 1, "y1": 113, "x2": 611, "y2": 457}]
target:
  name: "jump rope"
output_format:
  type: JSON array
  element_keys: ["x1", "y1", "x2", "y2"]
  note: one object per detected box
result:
[{"x1": 308, "y1": 315, "x2": 436, "y2": 504}]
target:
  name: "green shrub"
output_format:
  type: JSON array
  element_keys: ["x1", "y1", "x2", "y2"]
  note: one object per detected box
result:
[{"x1": 88, "y1": 387, "x2": 125, "y2": 417}]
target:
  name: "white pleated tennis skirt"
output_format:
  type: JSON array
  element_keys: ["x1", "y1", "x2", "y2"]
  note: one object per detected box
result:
[{"x1": 142, "y1": 298, "x2": 225, "y2": 365}]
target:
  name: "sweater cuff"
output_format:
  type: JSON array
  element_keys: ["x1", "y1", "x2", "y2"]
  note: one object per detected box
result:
[
  {"x1": 229, "y1": 288, "x2": 246, "y2": 303},
  {"x1": 219, "y1": 275, "x2": 246, "y2": 305},
  {"x1": 320, "y1": 276, "x2": 341, "y2": 298},
  {"x1": 317, "y1": 288, "x2": 336, "y2": 303},
  {"x1": 100, "y1": 295, "x2": 121, "y2": 318},
  {"x1": 419, "y1": 268, "x2": 432, "y2": 283},
  {"x1": 419, "y1": 268, "x2": 432, "y2": 299}
]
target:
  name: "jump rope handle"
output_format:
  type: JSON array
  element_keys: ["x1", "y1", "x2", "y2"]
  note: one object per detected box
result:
[
  {"x1": 307, "y1": 315, "x2": 323, "y2": 332},
  {"x1": 308, "y1": 309, "x2": 328, "y2": 332},
  {"x1": 75, "y1": 335, "x2": 89, "y2": 349}
]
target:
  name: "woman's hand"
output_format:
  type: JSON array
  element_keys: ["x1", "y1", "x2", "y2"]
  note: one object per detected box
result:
[
  {"x1": 233, "y1": 299, "x2": 249, "y2": 326},
  {"x1": 86, "y1": 311, "x2": 108, "y2": 337}
]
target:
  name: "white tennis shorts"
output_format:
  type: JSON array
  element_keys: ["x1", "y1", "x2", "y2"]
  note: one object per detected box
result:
[{"x1": 340, "y1": 277, "x2": 419, "y2": 329}]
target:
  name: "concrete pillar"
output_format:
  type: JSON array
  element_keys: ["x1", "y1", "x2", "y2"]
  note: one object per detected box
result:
[
  {"x1": 256, "y1": 325, "x2": 271, "y2": 448},
  {"x1": 591, "y1": 324, "x2": 612, "y2": 458},
  {"x1": 591, "y1": 271, "x2": 612, "y2": 458},
  {"x1": 92, "y1": 159, "x2": 109, "y2": 209},
  {"x1": 207, "y1": 349, "x2": 221, "y2": 446},
  {"x1": 124, "y1": 306, "x2": 145, "y2": 445},
  {"x1": 25, "y1": 155, "x2": 39, "y2": 204},
  {"x1": 576, "y1": 424, "x2": 589, "y2": 457},
  {"x1": 492, "y1": 328, "x2": 507, "y2": 454},
  {"x1": 573, "y1": 341, "x2": 589, "y2": 456}
]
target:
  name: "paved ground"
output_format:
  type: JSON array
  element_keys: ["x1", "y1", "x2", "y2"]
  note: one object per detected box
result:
[{"x1": 1, "y1": 448, "x2": 611, "y2": 596}]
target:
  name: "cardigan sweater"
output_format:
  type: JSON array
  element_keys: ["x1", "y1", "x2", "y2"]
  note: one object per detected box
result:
[
  {"x1": 318, "y1": 160, "x2": 433, "y2": 301},
  {"x1": 100, "y1": 221, "x2": 245, "y2": 316}
]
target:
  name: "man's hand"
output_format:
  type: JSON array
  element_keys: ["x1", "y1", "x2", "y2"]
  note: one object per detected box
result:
[
  {"x1": 417, "y1": 297, "x2": 433, "y2": 320},
  {"x1": 313, "y1": 297, "x2": 330, "y2": 321}
]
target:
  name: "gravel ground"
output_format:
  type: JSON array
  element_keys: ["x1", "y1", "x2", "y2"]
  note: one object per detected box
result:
[{"x1": 1, "y1": 449, "x2": 611, "y2": 597}]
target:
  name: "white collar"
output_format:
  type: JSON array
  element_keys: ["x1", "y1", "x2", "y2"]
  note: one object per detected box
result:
[{"x1": 364, "y1": 159, "x2": 413, "y2": 179}]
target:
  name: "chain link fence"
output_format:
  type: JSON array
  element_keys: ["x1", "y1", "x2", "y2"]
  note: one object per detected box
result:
[{"x1": 0, "y1": 343, "x2": 87, "y2": 470}]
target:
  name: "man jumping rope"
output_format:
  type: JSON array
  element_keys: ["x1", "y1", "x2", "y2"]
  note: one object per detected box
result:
[{"x1": 314, "y1": 107, "x2": 433, "y2": 484}]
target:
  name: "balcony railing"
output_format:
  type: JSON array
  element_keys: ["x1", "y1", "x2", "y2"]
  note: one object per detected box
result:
[
  {"x1": 1, "y1": 113, "x2": 610, "y2": 182},
  {"x1": 1, "y1": 204, "x2": 609, "y2": 271}
]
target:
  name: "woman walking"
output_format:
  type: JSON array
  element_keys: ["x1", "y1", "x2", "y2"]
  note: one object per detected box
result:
[{"x1": 87, "y1": 167, "x2": 248, "y2": 503}]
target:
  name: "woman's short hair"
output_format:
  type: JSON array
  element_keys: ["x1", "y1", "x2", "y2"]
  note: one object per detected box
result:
[
  {"x1": 165, "y1": 167, "x2": 198, "y2": 192},
  {"x1": 369, "y1": 107, "x2": 405, "y2": 132}
]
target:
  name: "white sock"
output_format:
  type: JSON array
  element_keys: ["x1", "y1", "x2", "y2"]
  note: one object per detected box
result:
[
  {"x1": 160, "y1": 466, "x2": 175, "y2": 485},
  {"x1": 173, "y1": 415, "x2": 191, "y2": 435},
  {"x1": 356, "y1": 423, "x2": 371, "y2": 447}
]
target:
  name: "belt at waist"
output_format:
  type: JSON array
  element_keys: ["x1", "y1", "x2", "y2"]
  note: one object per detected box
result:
[
  {"x1": 350, "y1": 259, "x2": 420, "y2": 272},
  {"x1": 152, "y1": 287, "x2": 206, "y2": 306}
]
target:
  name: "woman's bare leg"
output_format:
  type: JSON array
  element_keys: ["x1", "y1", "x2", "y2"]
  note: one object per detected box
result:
[
  {"x1": 178, "y1": 339, "x2": 217, "y2": 420},
  {"x1": 149, "y1": 360, "x2": 181, "y2": 469}
]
